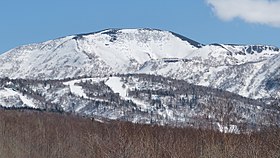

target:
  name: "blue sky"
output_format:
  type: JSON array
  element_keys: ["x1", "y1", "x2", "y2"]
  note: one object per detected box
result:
[{"x1": 0, "y1": 0, "x2": 279, "y2": 53}]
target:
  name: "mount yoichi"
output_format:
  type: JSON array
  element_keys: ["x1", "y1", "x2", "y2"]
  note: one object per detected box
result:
[{"x1": 0, "y1": 28, "x2": 279, "y2": 132}]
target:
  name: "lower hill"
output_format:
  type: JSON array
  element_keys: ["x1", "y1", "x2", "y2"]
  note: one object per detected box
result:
[
  {"x1": 0, "y1": 74, "x2": 280, "y2": 132},
  {"x1": 0, "y1": 109, "x2": 280, "y2": 158}
]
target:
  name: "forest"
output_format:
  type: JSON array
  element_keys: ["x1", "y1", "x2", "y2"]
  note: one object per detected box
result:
[{"x1": 0, "y1": 108, "x2": 279, "y2": 158}]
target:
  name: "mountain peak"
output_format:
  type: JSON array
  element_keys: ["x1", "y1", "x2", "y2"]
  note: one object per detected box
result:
[
  {"x1": 0, "y1": 28, "x2": 280, "y2": 100},
  {"x1": 72, "y1": 28, "x2": 203, "y2": 48}
]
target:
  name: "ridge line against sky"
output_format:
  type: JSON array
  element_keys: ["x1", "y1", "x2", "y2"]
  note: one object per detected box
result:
[{"x1": 0, "y1": 0, "x2": 279, "y2": 54}]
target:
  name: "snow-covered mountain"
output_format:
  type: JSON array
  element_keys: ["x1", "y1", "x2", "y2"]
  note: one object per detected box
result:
[
  {"x1": 0, "y1": 28, "x2": 279, "y2": 100},
  {"x1": 138, "y1": 44, "x2": 280, "y2": 99},
  {"x1": 0, "y1": 28, "x2": 280, "y2": 132},
  {"x1": 0, "y1": 28, "x2": 200, "y2": 79}
]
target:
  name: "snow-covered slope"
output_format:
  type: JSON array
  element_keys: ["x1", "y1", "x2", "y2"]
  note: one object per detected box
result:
[
  {"x1": 136, "y1": 44, "x2": 280, "y2": 99},
  {"x1": 0, "y1": 28, "x2": 279, "y2": 100},
  {"x1": 0, "y1": 28, "x2": 200, "y2": 79},
  {"x1": 0, "y1": 75, "x2": 279, "y2": 132},
  {"x1": 0, "y1": 88, "x2": 37, "y2": 108}
]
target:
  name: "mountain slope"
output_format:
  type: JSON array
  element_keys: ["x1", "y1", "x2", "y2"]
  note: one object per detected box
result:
[
  {"x1": 0, "y1": 29, "x2": 200, "y2": 79},
  {"x1": 0, "y1": 28, "x2": 279, "y2": 100},
  {"x1": 1, "y1": 28, "x2": 280, "y2": 132},
  {"x1": 0, "y1": 75, "x2": 279, "y2": 132}
]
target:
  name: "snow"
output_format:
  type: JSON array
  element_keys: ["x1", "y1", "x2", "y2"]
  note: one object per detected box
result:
[
  {"x1": 157, "y1": 106, "x2": 174, "y2": 120},
  {"x1": 105, "y1": 77, "x2": 127, "y2": 98},
  {"x1": 82, "y1": 29, "x2": 198, "y2": 72},
  {"x1": 0, "y1": 88, "x2": 37, "y2": 108},
  {"x1": 63, "y1": 78, "x2": 107, "y2": 98},
  {"x1": 217, "y1": 123, "x2": 240, "y2": 134},
  {"x1": 0, "y1": 28, "x2": 199, "y2": 79},
  {"x1": 0, "y1": 75, "x2": 277, "y2": 133},
  {"x1": 0, "y1": 28, "x2": 279, "y2": 100},
  {"x1": 64, "y1": 80, "x2": 88, "y2": 98},
  {"x1": 105, "y1": 77, "x2": 151, "y2": 111},
  {"x1": 63, "y1": 78, "x2": 115, "y2": 112}
]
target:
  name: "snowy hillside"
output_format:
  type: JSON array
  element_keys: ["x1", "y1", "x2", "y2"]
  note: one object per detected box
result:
[
  {"x1": 0, "y1": 28, "x2": 200, "y2": 79},
  {"x1": 0, "y1": 28, "x2": 279, "y2": 101},
  {"x1": 136, "y1": 44, "x2": 280, "y2": 99},
  {"x1": 0, "y1": 75, "x2": 279, "y2": 132},
  {"x1": 0, "y1": 28, "x2": 280, "y2": 132}
]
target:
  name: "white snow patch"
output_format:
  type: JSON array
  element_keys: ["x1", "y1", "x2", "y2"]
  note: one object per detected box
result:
[
  {"x1": 64, "y1": 80, "x2": 88, "y2": 98},
  {"x1": 64, "y1": 78, "x2": 107, "y2": 99},
  {"x1": 217, "y1": 122, "x2": 240, "y2": 134},
  {"x1": 105, "y1": 77, "x2": 127, "y2": 98},
  {"x1": 0, "y1": 88, "x2": 37, "y2": 108},
  {"x1": 105, "y1": 77, "x2": 150, "y2": 111},
  {"x1": 63, "y1": 78, "x2": 110, "y2": 112}
]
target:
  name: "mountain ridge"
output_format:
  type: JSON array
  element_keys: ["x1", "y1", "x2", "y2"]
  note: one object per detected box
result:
[
  {"x1": 0, "y1": 28, "x2": 280, "y2": 132},
  {"x1": 0, "y1": 28, "x2": 279, "y2": 99}
]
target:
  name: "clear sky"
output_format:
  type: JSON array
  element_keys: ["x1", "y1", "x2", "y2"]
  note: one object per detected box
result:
[{"x1": 0, "y1": 0, "x2": 279, "y2": 54}]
